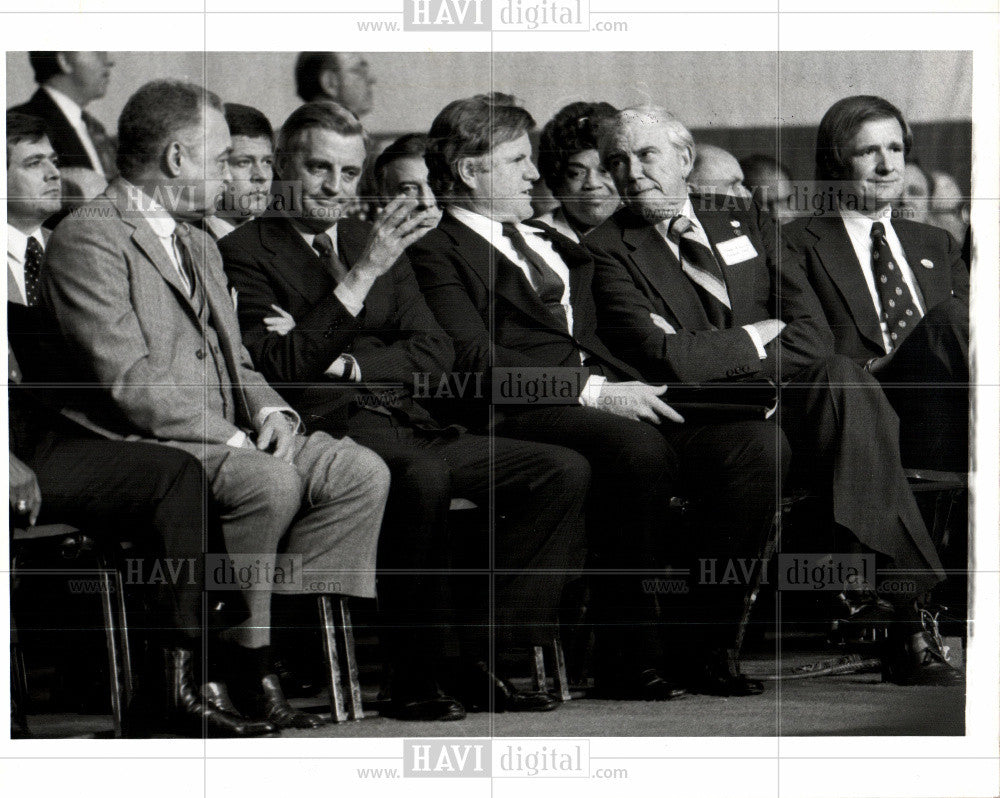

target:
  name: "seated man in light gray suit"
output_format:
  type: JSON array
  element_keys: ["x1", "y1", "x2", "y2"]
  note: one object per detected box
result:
[{"x1": 42, "y1": 80, "x2": 391, "y2": 734}]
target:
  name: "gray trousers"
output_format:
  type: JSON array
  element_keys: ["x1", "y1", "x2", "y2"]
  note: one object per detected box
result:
[{"x1": 169, "y1": 431, "x2": 389, "y2": 647}]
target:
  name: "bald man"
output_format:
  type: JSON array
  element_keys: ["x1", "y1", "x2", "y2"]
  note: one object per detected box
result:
[{"x1": 687, "y1": 144, "x2": 750, "y2": 199}]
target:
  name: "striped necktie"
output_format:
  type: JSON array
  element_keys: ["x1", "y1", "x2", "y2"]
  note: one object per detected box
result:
[{"x1": 667, "y1": 214, "x2": 731, "y2": 328}]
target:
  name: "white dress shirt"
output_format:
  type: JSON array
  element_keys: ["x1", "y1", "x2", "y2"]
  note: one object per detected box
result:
[
  {"x1": 448, "y1": 205, "x2": 607, "y2": 405},
  {"x1": 125, "y1": 182, "x2": 296, "y2": 447},
  {"x1": 43, "y1": 85, "x2": 106, "y2": 178},
  {"x1": 651, "y1": 198, "x2": 767, "y2": 359},
  {"x1": 840, "y1": 207, "x2": 925, "y2": 353},
  {"x1": 7, "y1": 224, "x2": 45, "y2": 305}
]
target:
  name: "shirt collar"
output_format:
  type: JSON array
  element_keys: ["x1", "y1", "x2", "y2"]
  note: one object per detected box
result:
[
  {"x1": 43, "y1": 85, "x2": 85, "y2": 126},
  {"x1": 653, "y1": 197, "x2": 697, "y2": 241},
  {"x1": 448, "y1": 205, "x2": 541, "y2": 243},
  {"x1": 840, "y1": 204, "x2": 894, "y2": 234},
  {"x1": 289, "y1": 217, "x2": 339, "y2": 256},
  {"x1": 7, "y1": 224, "x2": 44, "y2": 263},
  {"x1": 117, "y1": 180, "x2": 181, "y2": 239}
]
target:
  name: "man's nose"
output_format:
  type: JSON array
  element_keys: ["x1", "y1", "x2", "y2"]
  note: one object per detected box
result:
[
  {"x1": 525, "y1": 161, "x2": 540, "y2": 182},
  {"x1": 323, "y1": 170, "x2": 342, "y2": 194},
  {"x1": 44, "y1": 158, "x2": 61, "y2": 181},
  {"x1": 416, "y1": 184, "x2": 437, "y2": 210}
]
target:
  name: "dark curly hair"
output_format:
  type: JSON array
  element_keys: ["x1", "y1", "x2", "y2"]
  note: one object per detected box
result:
[{"x1": 537, "y1": 101, "x2": 617, "y2": 192}]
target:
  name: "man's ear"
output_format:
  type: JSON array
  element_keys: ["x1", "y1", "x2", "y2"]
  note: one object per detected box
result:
[
  {"x1": 679, "y1": 144, "x2": 695, "y2": 181},
  {"x1": 55, "y1": 52, "x2": 74, "y2": 76},
  {"x1": 456, "y1": 157, "x2": 482, "y2": 192},
  {"x1": 318, "y1": 68, "x2": 342, "y2": 101},
  {"x1": 162, "y1": 140, "x2": 184, "y2": 178}
]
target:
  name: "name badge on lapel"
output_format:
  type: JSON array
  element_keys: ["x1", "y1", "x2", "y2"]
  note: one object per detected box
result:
[{"x1": 715, "y1": 235, "x2": 758, "y2": 265}]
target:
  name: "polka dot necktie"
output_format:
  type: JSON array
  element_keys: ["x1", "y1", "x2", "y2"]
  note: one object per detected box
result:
[
  {"x1": 870, "y1": 221, "x2": 920, "y2": 351},
  {"x1": 23, "y1": 237, "x2": 44, "y2": 307}
]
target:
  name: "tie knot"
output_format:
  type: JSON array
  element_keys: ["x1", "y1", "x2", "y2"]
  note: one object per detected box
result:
[
  {"x1": 173, "y1": 221, "x2": 192, "y2": 242},
  {"x1": 870, "y1": 221, "x2": 887, "y2": 241},
  {"x1": 667, "y1": 214, "x2": 693, "y2": 242},
  {"x1": 312, "y1": 232, "x2": 334, "y2": 258},
  {"x1": 500, "y1": 222, "x2": 522, "y2": 239},
  {"x1": 25, "y1": 236, "x2": 44, "y2": 259}
]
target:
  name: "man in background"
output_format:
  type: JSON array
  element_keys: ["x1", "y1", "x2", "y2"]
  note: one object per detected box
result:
[
  {"x1": 9, "y1": 51, "x2": 116, "y2": 200},
  {"x1": 294, "y1": 52, "x2": 376, "y2": 118}
]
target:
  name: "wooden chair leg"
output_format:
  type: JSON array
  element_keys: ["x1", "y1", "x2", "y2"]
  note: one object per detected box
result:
[
  {"x1": 111, "y1": 571, "x2": 134, "y2": 700},
  {"x1": 334, "y1": 598, "x2": 364, "y2": 721},
  {"x1": 550, "y1": 636, "x2": 571, "y2": 702},
  {"x1": 532, "y1": 638, "x2": 572, "y2": 701},
  {"x1": 532, "y1": 646, "x2": 547, "y2": 693},
  {"x1": 98, "y1": 568, "x2": 125, "y2": 738},
  {"x1": 735, "y1": 502, "x2": 786, "y2": 656},
  {"x1": 10, "y1": 614, "x2": 30, "y2": 734},
  {"x1": 318, "y1": 595, "x2": 348, "y2": 722}
]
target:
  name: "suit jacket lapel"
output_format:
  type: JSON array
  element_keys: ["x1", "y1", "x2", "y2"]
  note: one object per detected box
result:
[
  {"x1": 442, "y1": 215, "x2": 571, "y2": 335},
  {"x1": 894, "y1": 220, "x2": 946, "y2": 309},
  {"x1": 620, "y1": 217, "x2": 709, "y2": 329},
  {"x1": 106, "y1": 181, "x2": 202, "y2": 323},
  {"x1": 260, "y1": 216, "x2": 333, "y2": 305},
  {"x1": 806, "y1": 214, "x2": 884, "y2": 351},
  {"x1": 695, "y1": 208, "x2": 758, "y2": 322}
]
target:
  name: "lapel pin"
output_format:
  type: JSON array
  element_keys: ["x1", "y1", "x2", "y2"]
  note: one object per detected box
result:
[
  {"x1": 920, "y1": 258, "x2": 934, "y2": 268},
  {"x1": 730, "y1": 220, "x2": 741, "y2": 228}
]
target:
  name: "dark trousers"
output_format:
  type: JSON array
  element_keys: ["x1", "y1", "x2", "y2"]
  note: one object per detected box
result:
[
  {"x1": 345, "y1": 410, "x2": 588, "y2": 688},
  {"x1": 780, "y1": 354, "x2": 946, "y2": 600},
  {"x1": 876, "y1": 298, "x2": 969, "y2": 472},
  {"x1": 23, "y1": 433, "x2": 225, "y2": 642},
  {"x1": 496, "y1": 405, "x2": 782, "y2": 672}
]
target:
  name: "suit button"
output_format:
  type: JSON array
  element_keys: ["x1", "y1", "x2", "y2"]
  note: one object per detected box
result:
[{"x1": 196, "y1": 349, "x2": 206, "y2": 360}]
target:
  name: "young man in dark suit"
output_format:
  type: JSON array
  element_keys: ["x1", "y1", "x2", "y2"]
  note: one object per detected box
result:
[
  {"x1": 782, "y1": 95, "x2": 970, "y2": 473},
  {"x1": 407, "y1": 93, "x2": 788, "y2": 698},
  {"x1": 587, "y1": 104, "x2": 960, "y2": 686},
  {"x1": 219, "y1": 101, "x2": 589, "y2": 719}
]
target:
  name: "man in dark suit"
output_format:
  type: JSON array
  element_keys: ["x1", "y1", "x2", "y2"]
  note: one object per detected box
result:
[
  {"x1": 588, "y1": 104, "x2": 959, "y2": 686},
  {"x1": 42, "y1": 81, "x2": 394, "y2": 732},
  {"x1": 220, "y1": 101, "x2": 588, "y2": 719},
  {"x1": 408, "y1": 93, "x2": 787, "y2": 698},
  {"x1": 9, "y1": 52, "x2": 117, "y2": 201},
  {"x1": 782, "y1": 95, "x2": 970, "y2": 473},
  {"x1": 6, "y1": 111, "x2": 267, "y2": 737}
]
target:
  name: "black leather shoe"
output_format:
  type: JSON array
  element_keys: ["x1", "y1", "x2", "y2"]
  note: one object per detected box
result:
[
  {"x1": 685, "y1": 649, "x2": 764, "y2": 697},
  {"x1": 387, "y1": 692, "x2": 467, "y2": 722},
  {"x1": 453, "y1": 661, "x2": 557, "y2": 713},
  {"x1": 136, "y1": 647, "x2": 277, "y2": 738},
  {"x1": 273, "y1": 657, "x2": 321, "y2": 699},
  {"x1": 881, "y1": 630, "x2": 964, "y2": 686},
  {"x1": 593, "y1": 668, "x2": 687, "y2": 701},
  {"x1": 257, "y1": 674, "x2": 326, "y2": 729}
]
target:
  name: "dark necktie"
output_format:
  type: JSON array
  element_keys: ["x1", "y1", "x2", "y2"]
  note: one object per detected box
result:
[
  {"x1": 870, "y1": 221, "x2": 920, "y2": 351},
  {"x1": 172, "y1": 222, "x2": 198, "y2": 297},
  {"x1": 312, "y1": 232, "x2": 350, "y2": 283},
  {"x1": 81, "y1": 110, "x2": 116, "y2": 178},
  {"x1": 23, "y1": 237, "x2": 44, "y2": 307},
  {"x1": 500, "y1": 222, "x2": 568, "y2": 331},
  {"x1": 667, "y1": 214, "x2": 731, "y2": 329}
]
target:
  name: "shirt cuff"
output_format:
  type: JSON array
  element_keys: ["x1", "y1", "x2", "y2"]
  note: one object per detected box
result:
[
  {"x1": 578, "y1": 374, "x2": 607, "y2": 407},
  {"x1": 324, "y1": 354, "x2": 362, "y2": 382},
  {"x1": 255, "y1": 406, "x2": 301, "y2": 434},
  {"x1": 226, "y1": 430, "x2": 248, "y2": 448},
  {"x1": 333, "y1": 283, "x2": 365, "y2": 316},
  {"x1": 742, "y1": 325, "x2": 768, "y2": 360}
]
